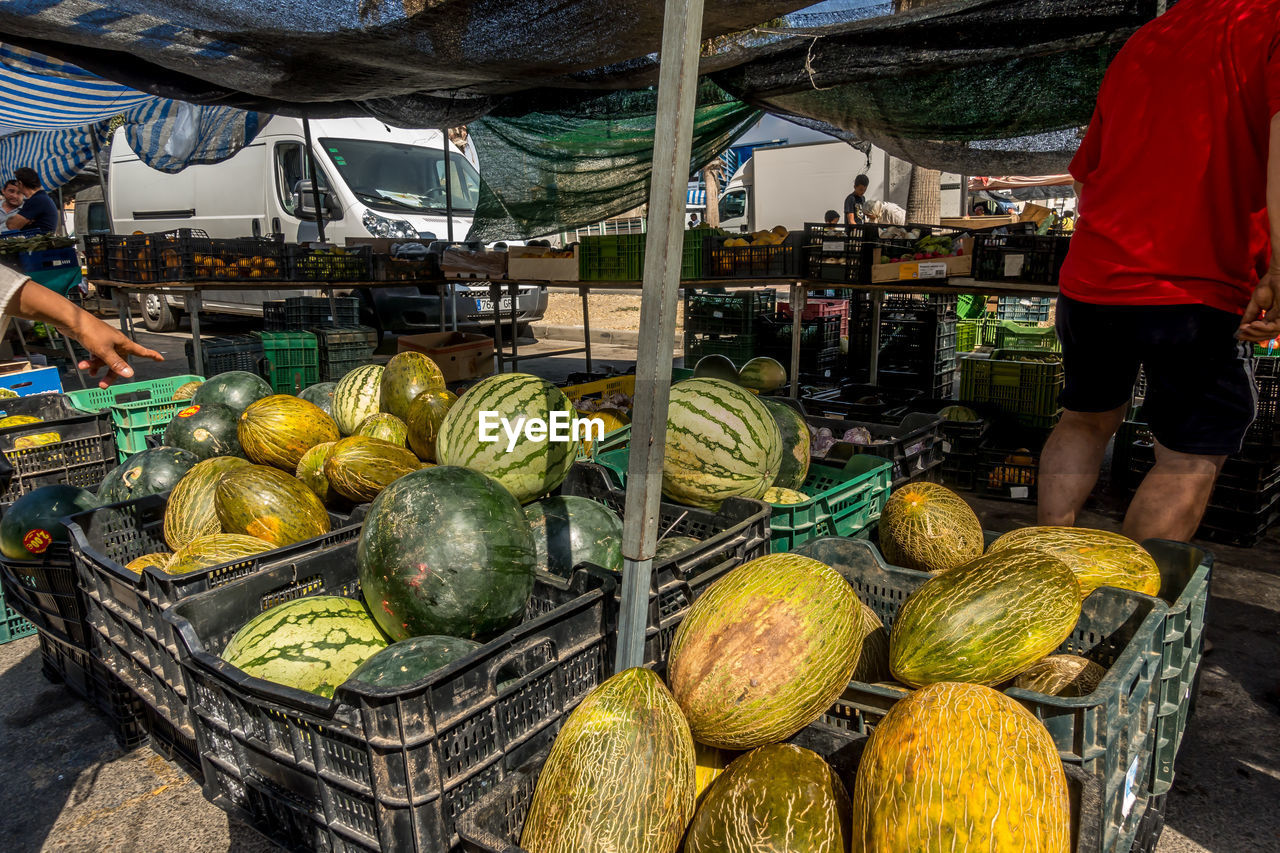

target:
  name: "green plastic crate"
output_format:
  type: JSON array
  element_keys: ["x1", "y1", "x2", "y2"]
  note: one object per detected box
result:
[
  {"x1": 67, "y1": 374, "x2": 205, "y2": 461},
  {"x1": 576, "y1": 424, "x2": 631, "y2": 461},
  {"x1": 681, "y1": 229, "x2": 708, "y2": 279},
  {"x1": 255, "y1": 330, "x2": 319, "y2": 394},
  {"x1": 994, "y1": 320, "x2": 1061, "y2": 352},
  {"x1": 0, "y1": 587, "x2": 35, "y2": 644},
  {"x1": 578, "y1": 234, "x2": 645, "y2": 281},
  {"x1": 959, "y1": 349, "x2": 1063, "y2": 429},
  {"x1": 593, "y1": 446, "x2": 891, "y2": 552},
  {"x1": 957, "y1": 320, "x2": 978, "y2": 353}
]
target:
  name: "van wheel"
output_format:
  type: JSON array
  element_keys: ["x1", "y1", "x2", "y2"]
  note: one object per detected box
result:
[{"x1": 141, "y1": 293, "x2": 181, "y2": 332}]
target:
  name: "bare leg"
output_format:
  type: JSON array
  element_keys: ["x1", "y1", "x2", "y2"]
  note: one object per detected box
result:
[
  {"x1": 1038, "y1": 406, "x2": 1128, "y2": 526},
  {"x1": 1124, "y1": 442, "x2": 1224, "y2": 542}
]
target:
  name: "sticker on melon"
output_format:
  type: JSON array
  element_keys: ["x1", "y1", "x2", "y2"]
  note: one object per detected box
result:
[
  {"x1": 22, "y1": 528, "x2": 53, "y2": 554},
  {"x1": 178, "y1": 405, "x2": 201, "y2": 418}
]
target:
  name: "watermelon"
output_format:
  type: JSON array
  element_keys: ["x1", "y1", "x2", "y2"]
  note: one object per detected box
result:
[
  {"x1": 1013, "y1": 654, "x2": 1107, "y2": 697},
  {"x1": 379, "y1": 352, "x2": 446, "y2": 422},
  {"x1": 214, "y1": 464, "x2": 331, "y2": 548},
  {"x1": 163, "y1": 456, "x2": 252, "y2": 550},
  {"x1": 192, "y1": 370, "x2": 272, "y2": 416},
  {"x1": 171, "y1": 380, "x2": 201, "y2": 400},
  {"x1": 238, "y1": 394, "x2": 340, "y2": 471},
  {"x1": 435, "y1": 373, "x2": 578, "y2": 504},
  {"x1": 667, "y1": 553, "x2": 864, "y2": 749},
  {"x1": 850, "y1": 682, "x2": 1071, "y2": 853},
  {"x1": 692, "y1": 354, "x2": 739, "y2": 383},
  {"x1": 685, "y1": 744, "x2": 850, "y2": 853},
  {"x1": 737, "y1": 355, "x2": 787, "y2": 392},
  {"x1": 654, "y1": 535, "x2": 700, "y2": 562},
  {"x1": 761, "y1": 398, "x2": 810, "y2": 490},
  {"x1": 345, "y1": 635, "x2": 480, "y2": 688},
  {"x1": 405, "y1": 389, "x2": 457, "y2": 462},
  {"x1": 324, "y1": 437, "x2": 422, "y2": 503},
  {"x1": 0, "y1": 485, "x2": 97, "y2": 559},
  {"x1": 663, "y1": 378, "x2": 782, "y2": 509},
  {"x1": 523, "y1": 495, "x2": 623, "y2": 578},
  {"x1": 763, "y1": 486, "x2": 808, "y2": 504},
  {"x1": 354, "y1": 413, "x2": 408, "y2": 447},
  {"x1": 96, "y1": 447, "x2": 199, "y2": 504},
  {"x1": 938, "y1": 404, "x2": 979, "y2": 422},
  {"x1": 298, "y1": 381, "x2": 338, "y2": 417},
  {"x1": 520, "y1": 668, "x2": 695, "y2": 853},
  {"x1": 332, "y1": 364, "x2": 385, "y2": 435},
  {"x1": 878, "y1": 482, "x2": 984, "y2": 573},
  {"x1": 295, "y1": 441, "x2": 339, "y2": 505},
  {"x1": 851, "y1": 599, "x2": 890, "y2": 683},
  {"x1": 125, "y1": 552, "x2": 171, "y2": 572},
  {"x1": 357, "y1": 465, "x2": 536, "y2": 641},
  {"x1": 988, "y1": 526, "x2": 1162, "y2": 596},
  {"x1": 164, "y1": 402, "x2": 245, "y2": 461},
  {"x1": 162, "y1": 533, "x2": 272, "y2": 575},
  {"x1": 221, "y1": 595, "x2": 389, "y2": 698},
  {"x1": 888, "y1": 547, "x2": 1083, "y2": 688}
]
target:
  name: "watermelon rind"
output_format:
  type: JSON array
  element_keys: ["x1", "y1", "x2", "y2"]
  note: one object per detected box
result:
[
  {"x1": 761, "y1": 398, "x2": 810, "y2": 490},
  {"x1": 524, "y1": 495, "x2": 623, "y2": 577},
  {"x1": 192, "y1": 371, "x2": 272, "y2": 416},
  {"x1": 345, "y1": 635, "x2": 481, "y2": 689}
]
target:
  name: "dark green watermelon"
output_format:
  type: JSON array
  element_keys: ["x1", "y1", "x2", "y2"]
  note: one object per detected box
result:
[
  {"x1": 299, "y1": 382, "x2": 338, "y2": 418},
  {"x1": 0, "y1": 485, "x2": 98, "y2": 559},
  {"x1": 761, "y1": 398, "x2": 811, "y2": 491},
  {"x1": 692, "y1": 354, "x2": 739, "y2": 382},
  {"x1": 356, "y1": 465, "x2": 536, "y2": 642},
  {"x1": 97, "y1": 446, "x2": 199, "y2": 505},
  {"x1": 345, "y1": 635, "x2": 481, "y2": 688},
  {"x1": 524, "y1": 495, "x2": 623, "y2": 577},
  {"x1": 164, "y1": 402, "x2": 245, "y2": 461},
  {"x1": 655, "y1": 535, "x2": 700, "y2": 562},
  {"x1": 191, "y1": 371, "x2": 272, "y2": 416}
]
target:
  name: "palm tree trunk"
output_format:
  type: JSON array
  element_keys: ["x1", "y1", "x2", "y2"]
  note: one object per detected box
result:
[{"x1": 702, "y1": 165, "x2": 721, "y2": 227}]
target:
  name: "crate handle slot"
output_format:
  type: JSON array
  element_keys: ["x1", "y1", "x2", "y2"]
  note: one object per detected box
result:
[
  {"x1": 485, "y1": 637, "x2": 556, "y2": 686},
  {"x1": 258, "y1": 574, "x2": 326, "y2": 611}
]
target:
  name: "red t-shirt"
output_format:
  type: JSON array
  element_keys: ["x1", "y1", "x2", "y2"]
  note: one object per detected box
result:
[{"x1": 1060, "y1": 0, "x2": 1280, "y2": 315}]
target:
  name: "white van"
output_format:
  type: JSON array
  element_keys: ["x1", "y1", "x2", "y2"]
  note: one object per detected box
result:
[{"x1": 108, "y1": 116, "x2": 546, "y2": 334}]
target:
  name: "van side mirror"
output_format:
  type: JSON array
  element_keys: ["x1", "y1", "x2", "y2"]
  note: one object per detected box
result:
[{"x1": 296, "y1": 181, "x2": 343, "y2": 221}]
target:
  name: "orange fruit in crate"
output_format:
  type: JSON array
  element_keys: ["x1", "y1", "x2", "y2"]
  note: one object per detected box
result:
[
  {"x1": 132, "y1": 230, "x2": 145, "y2": 236},
  {"x1": 235, "y1": 258, "x2": 253, "y2": 270},
  {"x1": 161, "y1": 249, "x2": 180, "y2": 270},
  {"x1": 212, "y1": 258, "x2": 226, "y2": 268},
  {"x1": 263, "y1": 258, "x2": 278, "y2": 271},
  {"x1": 198, "y1": 266, "x2": 212, "y2": 278},
  {"x1": 249, "y1": 269, "x2": 263, "y2": 278}
]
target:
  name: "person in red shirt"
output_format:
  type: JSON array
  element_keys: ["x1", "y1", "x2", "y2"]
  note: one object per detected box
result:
[{"x1": 1039, "y1": 0, "x2": 1280, "y2": 542}]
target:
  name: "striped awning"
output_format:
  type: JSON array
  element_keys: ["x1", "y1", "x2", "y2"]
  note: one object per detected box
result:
[
  {"x1": 687, "y1": 188, "x2": 706, "y2": 207},
  {"x1": 0, "y1": 44, "x2": 155, "y2": 130}
]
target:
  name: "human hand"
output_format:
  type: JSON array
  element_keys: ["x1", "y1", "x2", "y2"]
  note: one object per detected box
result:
[
  {"x1": 1237, "y1": 270, "x2": 1280, "y2": 343},
  {"x1": 67, "y1": 312, "x2": 163, "y2": 388}
]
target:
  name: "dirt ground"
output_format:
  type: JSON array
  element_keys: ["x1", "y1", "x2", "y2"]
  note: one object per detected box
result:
[{"x1": 541, "y1": 289, "x2": 684, "y2": 331}]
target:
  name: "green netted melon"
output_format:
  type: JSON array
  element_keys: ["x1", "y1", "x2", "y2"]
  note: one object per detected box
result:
[
  {"x1": 191, "y1": 371, "x2": 272, "y2": 415},
  {"x1": 164, "y1": 402, "x2": 245, "y2": 461},
  {"x1": 405, "y1": 389, "x2": 457, "y2": 462},
  {"x1": 736, "y1": 356, "x2": 787, "y2": 392},
  {"x1": 520, "y1": 668, "x2": 695, "y2": 853},
  {"x1": 524, "y1": 495, "x2": 623, "y2": 577},
  {"x1": 295, "y1": 441, "x2": 339, "y2": 505},
  {"x1": 1013, "y1": 654, "x2": 1107, "y2": 697},
  {"x1": 851, "y1": 599, "x2": 891, "y2": 683},
  {"x1": 171, "y1": 380, "x2": 201, "y2": 400},
  {"x1": 125, "y1": 552, "x2": 171, "y2": 572},
  {"x1": 354, "y1": 413, "x2": 408, "y2": 447},
  {"x1": 324, "y1": 436, "x2": 423, "y2": 503},
  {"x1": 237, "y1": 394, "x2": 340, "y2": 471},
  {"x1": 222, "y1": 595, "x2": 389, "y2": 698},
  {"x1": 668, "y1": 553, "x2": 864, "y2": 749},
  {"x1": 163, "y1": 456, "x2": 252, "y2": 550},
  {"x1": 938, "y1": 404, "x2": 979, "y2": 422},
  {"x1": 850, "y1": 682, "x2": 1071, "y2": 853},
  {"x1": 763, "y1": 486, "x2": 808, "y2": 505},
  {"x1": 692, "y1": 354, "x2": 739, "y2": 382},
  {"x1": 162, "y1": 534, "x2": 271, "y2": 576},
  {"x1": 96, "y1": 446, "x2": 199, "y2": 504},
  {"x1": 379, "y1": 351, "x2": 446, "y2": 422},
  {"x1": 685, "y1": 744, "x2": 850, "y2": 853},
  {"x1": 889, "y1": 547, "x2": 1083, "y2": 688},
  {"x1": 298, "y1": 381, "x2": 338, "y2": 417},
  {"x1": 988, "y1": 526, "x2": 1162, "y2": 596},
  {"x1": 214, "y1": 464, "x2": 331, "y2": 548},
  {"x1": 654, "y1": 535, "x2": 700, "y2": 562},
  {"x1": 345, "y1": 635, "x2": 480, "y2": 689},
  {"x1": 878, "y1": 482, "x2": 984, "y2": 573},
  {"x1": 761, "y1": 398, "x2": 810, "y2": 490},
  {"x1": 663, "y1": 378, "x2": 782, "y2": 509}
]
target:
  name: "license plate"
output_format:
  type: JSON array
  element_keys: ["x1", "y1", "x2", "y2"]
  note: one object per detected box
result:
[{"x1": 475, "y1": 297, "x2": 513, "y2": 313}]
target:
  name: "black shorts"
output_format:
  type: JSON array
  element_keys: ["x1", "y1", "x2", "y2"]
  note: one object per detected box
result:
[{"x1": 1056, "y1": 295, "x2": 1256, "y2": 456}]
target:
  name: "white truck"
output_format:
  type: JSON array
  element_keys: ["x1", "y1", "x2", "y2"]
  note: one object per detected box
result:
[
  {"x1": 99, "y1": 116, "x2": 546, "y2": 334},
  {"x1": 716, "y1": 140, "x2": 963, "y2": 233}
]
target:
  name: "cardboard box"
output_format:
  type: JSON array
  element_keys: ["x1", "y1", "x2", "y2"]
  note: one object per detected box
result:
[
  {"x1": 397, "y1": 332, "x2": 494, "y2": 382},
  {"x1": 507, "y1": 245, "x2": 579, "y2": 282},
  {"x1": 869, "y1": 237, "x2": 974, "y2": 283},
  {"x1": 0, "y1": 362, "x2": 62, "y2": 396}
]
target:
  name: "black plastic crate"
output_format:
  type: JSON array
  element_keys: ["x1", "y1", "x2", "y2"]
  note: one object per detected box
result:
[
  {"x1": 66, "y1": 495, "x2": 364, "y2": 748},
  {"x1": 191, "y1": 236, "x2": 286, "y2": 282},
  {"x1": 803, "y1": 224, "x2": 965, "y2": 285},
  {"x1": 972, "y1": 234, "x2": 1070, "y2": 285},
  {"x1": 103, "y1": 232, "x2": 202, "y2": 283},
  {"x1": 1, "y1": 541, "x2": 93, "y2": 649},
  {"x1": 1244, "y1": 356, "x2": 1280, "y2": 450},
  {"x1": 166, "y1": 539, "x2": 616, "y2": 853},
  {"x1": 847, "y1": 293, "x2": 959, "y2": 395},
  {"x1": 285, "y1": 296, "x2": 361, "y2": 329},
  {"x1": 38, "y1": 630, "x2": 147, "y2": 749},
  {"x1": 314, "y1": 325, "x2": 379, "y2": 381},
  {"x1": 704, "y1": 233, "x2": 802, "y2": 279},
  {"x1": 262, "y1": 301, "x2": 286, "y2": 331},
  {"x1": 682, "y1": 288, "x2": 776, "y2": 336},
  {"x1": 760, "y1": 313, "x2": 841, "y2": 374},
  {"x1": 83, "y1": 234, "x2": 110, "y2": 278},
  {"x1": 185, "y1": 335, "x2": 267, "y2": 378},
  {"x1": 802, "y1": 384, "x2": 923, "y2": 420},
  {"x1": 371, "y1": 252, "x2": 442, "y2": 283},
  {"x1": 683, "y1": 332, "x2": 758, "y2": 365},
  {"x1": 0, "y1": 394, "x2": 116, "y2": 507},
  {"x1": 807, "y1": 412, "x2": 945, "y2": 488},
  {"x1": 287, "y1": 244, "x2": 372, "y2": 282}
]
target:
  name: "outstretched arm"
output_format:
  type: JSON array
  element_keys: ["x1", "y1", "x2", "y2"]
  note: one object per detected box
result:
[{"x1": 1237, "y1": 112, "x2": 1280, "y2": 342}]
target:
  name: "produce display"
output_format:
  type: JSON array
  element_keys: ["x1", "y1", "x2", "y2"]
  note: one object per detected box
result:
[
  {"x1": 736, "y1": 356, "x2": 787, "y2": 393},
  {"x1": 524, "y1": 495, "x2": 623, "y2": 577},
  {"x1": 214, "y1": 464, "x2": 331, "y2": 548},
  {"x1": 989, "y1": 525, "x2": 1162, "y2": 596},
  {"x1": 331, "y1": 364, "x2": 385, "y2": 435},
  {"x1": 96, "y1": 447, "x2": 198, "y2": 505},
  {"x1": 298, "y1": 381, "x2": 337, "y2": 416},
  {"x1": 0, "y1": 485, "x2": 98, "y2": 559},
  {"x1": 164, "y1": 456, "x2": 252, "y2": 549},
  {"x1": 878, "y1": 481, "x2": 984, "y2": 573},
  {"x1": 295, "y1": 441, "x2": 339, "y2": 505}
]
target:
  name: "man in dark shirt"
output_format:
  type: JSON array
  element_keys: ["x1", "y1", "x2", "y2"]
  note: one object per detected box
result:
[
  {"x1": 843, "y1": 174, "x2": 869, "y2": 225},
  {"x1": 8, "y1": 168, "x2": 59, "y2": 234}
]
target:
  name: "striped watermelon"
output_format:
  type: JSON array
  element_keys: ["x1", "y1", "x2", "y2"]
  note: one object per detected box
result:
[
  {"x1": 332, "y1": 364, "x2": 385, "y2": 435},
  {"x1": 164, "y1": 456, "x2": 253, "y2": 550},
  {"x1": 663, "y1": 377, "x2": 781, "y2": 509},
  {"x1": 435, "y1": 373, "x2": 578, "y2": 503},
  {"x1": 221, "y1": 595, "x2": 389, "y2": 698},
  {"x1": 761, "y1": 398, "x2": 810, "y2": 490}
]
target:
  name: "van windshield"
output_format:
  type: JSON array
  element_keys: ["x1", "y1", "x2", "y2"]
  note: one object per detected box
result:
[{"x1": 319, "y1": 137, "x2": 480, "y2": 215}]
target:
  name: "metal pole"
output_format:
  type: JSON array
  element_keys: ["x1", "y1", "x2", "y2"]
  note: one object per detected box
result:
[
  {"x1": 442, "y1": 131, "x2": 455, "y2": 242},
  {"x1": 302, "y1": 117, "x2": 327, "y2": 244},
  {"x1": 616, "y1": 0, "x2": 706, "y2": 671},
  {"x1": 580, "y1": 286, "x2": 593, "y2": 374},
  {"x1": 789, "y1": 283, "x2": 802, "y2": 398},
  {"x1": 869, "y1": 291, "x2": 882, "y2": 383},
  {"x1": 90, "y1": 134, "x2": 113, "y2": 232}
]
